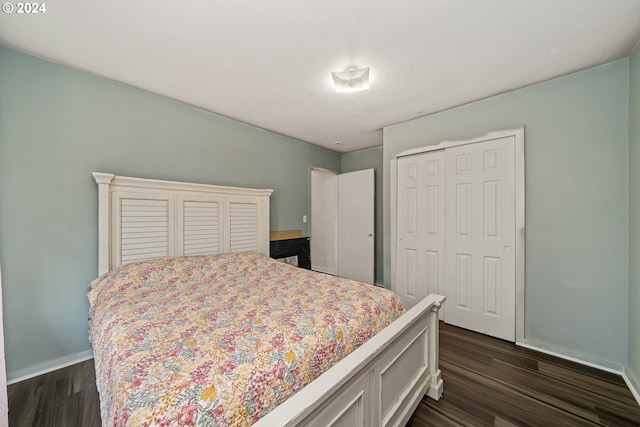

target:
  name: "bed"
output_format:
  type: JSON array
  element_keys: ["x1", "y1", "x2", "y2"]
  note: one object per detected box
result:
[{"x1": 90, "y1": 173, "x2": 445, "y2": 427}]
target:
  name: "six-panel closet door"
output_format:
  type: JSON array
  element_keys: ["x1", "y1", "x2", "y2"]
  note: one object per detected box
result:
[
  {"x1": 395, "y1": 136, "x2": 516, "y2": 341},
  {"x1": 445, "y1": 137, "x2": 515, "y2": 341},
  {"x1": 396, "y1": 151, "x2": 445, "y2": 308}
]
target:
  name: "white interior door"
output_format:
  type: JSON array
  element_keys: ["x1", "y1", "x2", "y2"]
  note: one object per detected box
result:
[
  {"x1": 311, "y1": 169, "x2": 338, "y2": 275},
  {"x1": 445, "y1": 137, "x2": 516, "y2": 341},
  {"x1": 396, "y1": 151, "x2": 445, "y2": 308},
  {"x1": 337, "y1": 169, "x2": 374, "y2": 284},
  {"x1": 311, "y1": 168, "x2": 374, "y2": 284}
]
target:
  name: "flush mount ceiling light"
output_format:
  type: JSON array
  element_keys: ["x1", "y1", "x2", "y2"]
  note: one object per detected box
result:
[{"x1": 331, "y1": 66, "x2": 370, "y2": 93}]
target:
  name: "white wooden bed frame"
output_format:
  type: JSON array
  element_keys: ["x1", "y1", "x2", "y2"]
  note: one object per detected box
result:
[{"x1": 92, "y1": 172, "x2": 445, "y2": 427}]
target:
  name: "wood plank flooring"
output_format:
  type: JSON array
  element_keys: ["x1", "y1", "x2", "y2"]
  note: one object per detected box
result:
[
  {"x1": 408, "y1": 323, "x2": 640, "y2": 427},
  {"x1": 8, "y1": 322, "x2": 640, "y2": 426},
  {"x1": 8, "y1": 359, "x2": 100, "y2": 427}
]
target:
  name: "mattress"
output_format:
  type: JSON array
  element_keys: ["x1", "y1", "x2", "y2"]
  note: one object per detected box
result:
[{"x1": 88, "y1": 252, "x2": 405, "y2": 426}]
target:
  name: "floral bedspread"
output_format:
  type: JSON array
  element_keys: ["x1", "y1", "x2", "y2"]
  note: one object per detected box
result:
[{"x1": 88, "y1": 252, "x2": 405, "y2": 426}]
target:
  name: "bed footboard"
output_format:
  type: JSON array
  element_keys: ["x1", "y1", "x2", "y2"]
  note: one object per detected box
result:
[{"x1": 254, "y1": 293, "x2": 445, "y2": 427}]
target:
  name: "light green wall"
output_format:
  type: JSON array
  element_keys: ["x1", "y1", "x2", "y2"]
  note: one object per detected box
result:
[
  {"x1": 629, "y1": 43, "x2": 640, "y2": 386},
  {"x1": 2, "y1": 42, "x2": 637, "y2": 383},
  {"x1": 0, "y1": 47, "x2": 341, "y2": 379},
  {"x1": 341, "y1": 146, "x2": 384, "y2": 284},
  {"x1": 383, "y1": 60, "x2": 630, "y2": 365}
]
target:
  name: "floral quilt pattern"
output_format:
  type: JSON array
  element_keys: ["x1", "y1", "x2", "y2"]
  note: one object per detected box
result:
[{"x1": 89, "y1": 252, "x2": 405, "y2": 426}]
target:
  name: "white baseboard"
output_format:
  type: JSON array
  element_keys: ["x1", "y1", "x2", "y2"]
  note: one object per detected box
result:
[
  {"x1": 623, "y1": 365, "x2": 640, "y2": 406},
  {"x1": 311, "y1": 267, "x2": 335, "y2": 275},
  {"x1": 517, "y1": 339, "x2": 640, "y2": 406},
  {"x1": 7, "y1": 349, "x2": 94, "y2": 385},
  {"x1": 517, "y1": 338, "x2": 624, "y2": 374}
]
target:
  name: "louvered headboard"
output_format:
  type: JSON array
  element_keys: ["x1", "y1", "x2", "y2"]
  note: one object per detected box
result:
[{"x1": 92, "y1": 173, "x2": 273, "y2": 276}]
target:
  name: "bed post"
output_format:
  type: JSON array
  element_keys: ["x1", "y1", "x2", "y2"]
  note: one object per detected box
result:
[
  {"x1": 92, "y1": 172, "x2": 115, "y2": 276},
  {"x1": 426, "y1": 299, "x2": 444, "y2": 400}
]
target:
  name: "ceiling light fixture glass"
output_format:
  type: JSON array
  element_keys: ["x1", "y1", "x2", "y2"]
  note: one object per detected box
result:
[{"x1": 331, "y1": 66, "x2": 370, "y2": 93}]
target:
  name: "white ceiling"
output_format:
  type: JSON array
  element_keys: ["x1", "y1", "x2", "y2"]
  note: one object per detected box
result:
[{"x1": 2, "y1": 1, "x2": 640, "y2": 153}]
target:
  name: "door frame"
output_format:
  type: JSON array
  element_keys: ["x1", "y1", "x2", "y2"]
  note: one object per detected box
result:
[
  {"x1": 310, "y1": 167, "x2": 339, "y2": 275},
  {"x1": 310, "y1": 167, "x2": 375, "y2": 284},
  {"x1": 390, "y1": 127, "x2": 525, "y2": 343},
  {"x1": 0, "y1": 263, "x2": 7, "y2": 425}
]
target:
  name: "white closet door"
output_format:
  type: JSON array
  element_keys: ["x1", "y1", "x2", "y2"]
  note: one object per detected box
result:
[
  {"x1": 445, "y1": 136, "x2": 516, "y2": 341},
  {"x1": 396, "y1": 151, "x2": 445, "y2": 308}
]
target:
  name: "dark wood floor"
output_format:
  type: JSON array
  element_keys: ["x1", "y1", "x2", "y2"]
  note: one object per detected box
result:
[
  {"x1": 8, "y1": 323, "x2": 640, "y2": 426},
  {"x1": 8, "y1": 357, "x2": 100, "y2": 427},
  {"x1": 408, "y1": 323, "x2": 640, "y2": 427}
]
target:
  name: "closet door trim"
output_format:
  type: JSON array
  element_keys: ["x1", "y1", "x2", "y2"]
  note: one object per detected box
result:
[{"x1": 390, "y1": 127, "x2": 525, "y2": 343}]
